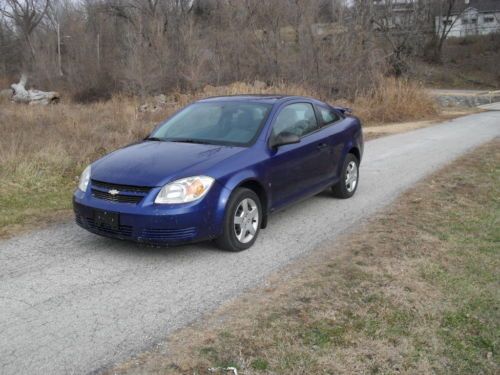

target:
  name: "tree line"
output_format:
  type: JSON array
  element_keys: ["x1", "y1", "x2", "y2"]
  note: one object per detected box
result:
[{"x1": 0, "y1": 0, "x2": 463, "y2": 101}]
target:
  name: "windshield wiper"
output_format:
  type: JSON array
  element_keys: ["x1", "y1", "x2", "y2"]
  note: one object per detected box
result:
[
  {"x1": 144, "y1": 136, "x2": 165, "y2": 142},
  {"x1": 166, "y1": 138, "x2": 216, "y2": 145}
]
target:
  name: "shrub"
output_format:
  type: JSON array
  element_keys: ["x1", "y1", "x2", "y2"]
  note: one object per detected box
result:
[
  {"x1": 72, "y1": 87, "x2": 113, "y2": 104},
  {"x1": 352, "y1": 77, "x2": 438, "y2": 125}
]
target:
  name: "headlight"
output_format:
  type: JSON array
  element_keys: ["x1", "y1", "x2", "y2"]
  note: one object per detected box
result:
[
  {"x1": 78, "y1": 165, "x2": 91, "y2": 192},
  {"x1": 155, "y1": 176, "x2": 214, "y2": 204}
]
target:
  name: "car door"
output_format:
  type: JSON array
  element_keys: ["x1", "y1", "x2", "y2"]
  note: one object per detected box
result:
[{"x1": 266, "y1": 102, "x2": 332, "y2": 210}]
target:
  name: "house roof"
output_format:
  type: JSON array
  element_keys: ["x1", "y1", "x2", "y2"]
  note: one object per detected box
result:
[{"x1": 450, "y1": 0, "x2": 500, "y2": 15}]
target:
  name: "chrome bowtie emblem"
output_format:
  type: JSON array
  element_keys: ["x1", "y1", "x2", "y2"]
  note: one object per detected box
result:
[{"x1": 108, "y1": 189, "x2": 120, "y2": 196}]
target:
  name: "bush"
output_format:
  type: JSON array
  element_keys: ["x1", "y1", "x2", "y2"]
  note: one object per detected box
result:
[
  {"x1": 72, "y1": 87, "x2": 113, "y2": 104},
  {"x1": 352, "y1": 77, "x2": 438, "y2": 125}
]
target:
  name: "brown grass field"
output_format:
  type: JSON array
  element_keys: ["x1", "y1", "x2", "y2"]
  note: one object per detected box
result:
[
  {"x1": 109, "y1": 140, "x2": 499, "y2": 375},
  {"x1": 0, "y1": 78, "x2": 437, "y2": 237}
]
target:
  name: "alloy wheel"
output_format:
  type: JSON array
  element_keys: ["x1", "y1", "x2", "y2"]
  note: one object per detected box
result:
[
  {"x1": 233, "y1": 198, "x2": 259, "y2": 244},
  {"x1": 345, "y1": 161, "x2": 358, "y2": 193}
]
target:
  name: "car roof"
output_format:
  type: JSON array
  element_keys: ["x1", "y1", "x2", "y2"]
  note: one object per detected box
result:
[{"x1": 197, "y1": 95, "x2": 320, "y2": 105}]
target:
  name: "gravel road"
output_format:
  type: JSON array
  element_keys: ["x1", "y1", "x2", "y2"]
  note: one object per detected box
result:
[{"x1": 1, "y1": 111, "x2": 499, "y2": 375}]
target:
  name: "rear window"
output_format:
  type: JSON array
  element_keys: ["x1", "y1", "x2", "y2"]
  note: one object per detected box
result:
[
  {"x1": 272, "y1": 103, "x2": 319, "y2": 138},
  {"x1": 318, "y1": 106, "x2": 341, "y2": 125}
]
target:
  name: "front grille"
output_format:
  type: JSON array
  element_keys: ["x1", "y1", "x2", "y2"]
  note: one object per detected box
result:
[
  {"x1": 76, "y1": 215, "x2": 133, "y2": 237},
  {"x1": 91, "y1": 189, "x2": 143, "y2": 204},
  {"x1": 91, "y1": 179, "x2": 152, "y2": 194},
  {"x1": 75, "y1": 215, "x2": 84, "y2": 226},
  {"x1": 141, "y1": 227, "x2": 197, "y2": 241},
  {"x1": 90, "y1": 179, "x2": 153, "y2": 204}
]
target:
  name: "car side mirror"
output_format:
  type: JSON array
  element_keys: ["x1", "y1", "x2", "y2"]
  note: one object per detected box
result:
[{"x1": 270, "y1": 132, "x2": 300, "y2": 149}]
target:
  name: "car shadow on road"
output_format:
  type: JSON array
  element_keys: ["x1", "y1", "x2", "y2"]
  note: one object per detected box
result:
[{"x1": 85, "y1": 233, "x2": 222, "y2": 256}]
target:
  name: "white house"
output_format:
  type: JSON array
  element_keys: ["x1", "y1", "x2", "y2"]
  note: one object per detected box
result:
[{"x1": 436, "y1": 0, "x2": 500, "y2": 38}]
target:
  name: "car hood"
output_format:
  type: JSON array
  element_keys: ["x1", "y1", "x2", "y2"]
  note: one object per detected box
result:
[{"x1": 91, "y1": 141, "x2": 244, "y2": 187}]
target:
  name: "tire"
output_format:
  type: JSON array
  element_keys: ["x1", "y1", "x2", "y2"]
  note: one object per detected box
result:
[
  {"x1": 332, "y1": 153, "x2": 359, "y2": 199},
  {"x1": 215, "y1": 188, "x2": 262, "y2": 252}
]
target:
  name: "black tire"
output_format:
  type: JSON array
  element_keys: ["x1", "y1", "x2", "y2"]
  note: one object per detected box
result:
[
  {"x1": 332, "y1": 153, "x2": 359, "y2": 199},
  {"x1": 215, "y1": 188, "x2": 262, "y2": 252}
]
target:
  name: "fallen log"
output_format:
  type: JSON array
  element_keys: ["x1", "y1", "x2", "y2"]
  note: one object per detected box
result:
[{"x1": 11, "y1": 74, "x2": 60, "y2": 105}]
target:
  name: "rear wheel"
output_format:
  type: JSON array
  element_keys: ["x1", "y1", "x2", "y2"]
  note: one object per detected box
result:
[
  {"x1": 215, "y1": 188, "x2": 262, "y2": 251},
  {"x1": 332, "y1": 153, "x2": 359, "y2": 199}
]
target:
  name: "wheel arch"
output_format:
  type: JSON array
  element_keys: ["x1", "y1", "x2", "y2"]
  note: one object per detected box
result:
[
  {"x1": 348, "y1": 146, "x2": 361, "y2": 163},
  {"x1": 217, "y1": 169, "x2": 270, "y2": 231},
  {"x1": 336, "y1": 142, "x2": 361, "y2": 178},
  {"x1": 237, "y1": 179, "x2": 269, "y2": 229}
]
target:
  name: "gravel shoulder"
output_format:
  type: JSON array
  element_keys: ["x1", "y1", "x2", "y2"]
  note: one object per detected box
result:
[{"x1": 0, "y1": 111, "x2": 499, "y2": 375}]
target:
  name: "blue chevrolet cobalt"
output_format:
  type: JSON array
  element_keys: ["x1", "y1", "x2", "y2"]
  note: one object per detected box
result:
[{"x1": 74, "y1": 95, "x2": 363, "y2": 251}]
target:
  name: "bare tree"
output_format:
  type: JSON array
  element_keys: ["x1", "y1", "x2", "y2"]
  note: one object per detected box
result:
[
  {"x1": 430, "y1": 0, "x2": 467, "y2": 62},
  {"x1": 0, "y1": 0, "x2": 408, "y2": 99},
  {"x1": 0, "y1": 16, "x2": 17, "y2": 77},
  {"x1": 369, "y1": 0, "x2": 435, "y2": 76},
  {"x1": 0, "y1": 0, "x2": 50, "y2": 64}
]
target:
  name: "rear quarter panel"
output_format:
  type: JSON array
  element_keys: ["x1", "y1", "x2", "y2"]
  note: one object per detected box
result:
[{"x1": 318, "y1": 112, "x2": 363, "y2": 180}]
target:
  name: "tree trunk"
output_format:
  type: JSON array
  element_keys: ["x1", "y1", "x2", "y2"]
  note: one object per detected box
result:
[{"x1": 11, "y1": 75, "x2": 60, "y2": 105}]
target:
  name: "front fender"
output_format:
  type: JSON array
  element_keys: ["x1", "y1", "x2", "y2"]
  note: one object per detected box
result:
[
  {"x1": 213, "y1": 169, "x2": 269, "y2": 235},
  {"x1": 221, "y1": 169, "x2": 262, "y2": 191}
]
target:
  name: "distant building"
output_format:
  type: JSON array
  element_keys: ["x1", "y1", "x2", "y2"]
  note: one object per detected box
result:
[
  {"x1": 436, "y1": 0, "x2": 500, "y2": 37},
  {"x1": 372, "y1": 0, "x2": 421, "y2": 29}
]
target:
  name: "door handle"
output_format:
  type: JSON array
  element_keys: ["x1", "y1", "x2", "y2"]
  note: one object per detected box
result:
[{"x1": 317, "y1": 143, "x2": 329, "y2": 150}]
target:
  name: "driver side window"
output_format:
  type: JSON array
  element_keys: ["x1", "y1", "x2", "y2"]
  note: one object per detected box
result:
[{"x1": 271, "y1": 103, "x2": 318, "y2": 139}]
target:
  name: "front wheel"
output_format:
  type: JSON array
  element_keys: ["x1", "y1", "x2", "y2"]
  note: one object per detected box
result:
[
  {"x1": 215, "y1": 188, "x2": 262, "y2": 251},
  {"x1": 332, "y1": 153, "x2": 359, "y2": 199}
]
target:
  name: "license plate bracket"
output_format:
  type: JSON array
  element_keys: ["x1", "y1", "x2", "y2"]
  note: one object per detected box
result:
[{"x1": 94, "y1": 210, "x2": 120, "y2": 230}]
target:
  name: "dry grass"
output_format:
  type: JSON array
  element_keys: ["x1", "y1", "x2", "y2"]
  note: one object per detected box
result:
[
  {"x1": 352, "y1": 77, "x2": 439, "y2": 125},
  {"x1": 0, "y1": 97, "x2": 159, "y2": 236},
  {"x1": 200, "y1": 81, "x2": 319, "y2": 98},
  {"x1": 204, "y1": 79, "x2": 439, "y2": 126},
  {"x1": 413, "y1": 35, "x2": 500, "y2": 90},
  {"x1": 109, "y1": 141, "x2": 499, "y2": 375},
  {"x1": 0, "y1": 76, "x2": 11, "y2": 89},
  {"x1": 0, "y1": 77, "x2": 13, "y2": 105},
  {"x1": 0, "y1": 79, "x2": 438, "y2": 237}
]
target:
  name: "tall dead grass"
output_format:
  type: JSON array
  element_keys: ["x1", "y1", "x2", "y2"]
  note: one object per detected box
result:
[
  {"x1": 0, "y1": 97, "x2": 163, "y2": 234},
  {"x1": 200, "y1": 81, "x2": 320, "y2": 98},
  {"x1": 0, "y1": 76, "x2": 11, "y2": 89},
  {"x1": 352, "y1": 77, "x2": 438, "y2": 125},
  {"x1": 1, "y1": 97, "x2": 152, "y2": 178},
  {"x1": 182, "y1": 78, "x2": 438, "y2": 126}
]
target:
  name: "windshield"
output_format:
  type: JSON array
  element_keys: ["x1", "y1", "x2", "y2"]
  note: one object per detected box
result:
[{"x1": 151, "y1": 102, "x2": 273, "y2": 146}]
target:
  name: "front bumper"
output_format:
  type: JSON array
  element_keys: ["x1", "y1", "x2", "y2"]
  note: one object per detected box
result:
[{"x1": 73, "y1": 183, "x2": 226, "y2": 245}]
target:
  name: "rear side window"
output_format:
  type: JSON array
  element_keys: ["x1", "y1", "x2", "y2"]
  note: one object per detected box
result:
[
  {"x1": 271, "y1": 103, "x2": 318, "y2": 138},
  {"x1": 318, "y1": 106, "x2": 341, "y2": 126}
]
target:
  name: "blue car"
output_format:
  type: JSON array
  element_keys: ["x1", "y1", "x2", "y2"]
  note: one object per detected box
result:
[{"x1": 73, "y1": 95, "x2": 363, "y2": 251}]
